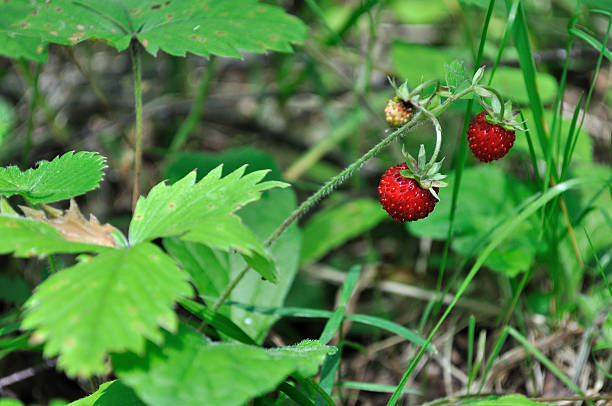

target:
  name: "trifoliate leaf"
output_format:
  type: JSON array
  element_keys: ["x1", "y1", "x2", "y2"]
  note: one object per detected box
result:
[
  {"x1": 20, "y1": 199, "x2": 120, "y2": 248},
  {"x1": 22, "y1": 242, "x2": 193, "y2": 377},
  {"x1": 68, "y1": 380, "x2": 145, "y2": 406},
  {"x1": 129, "y1": 166, "x2": 288, "y2": 282},
  {"x1": 0, "y1": 151, "x2": 107, "y2": 204},
  {"x1": 0, "y1": 214, "x2": 111, "y2": 258},
  {"x1": 113, "y1": 323, "x2": 332, "y2": 406},
  {"x1": 1, "y1": 0, "x2": 307, "y2": 61}
]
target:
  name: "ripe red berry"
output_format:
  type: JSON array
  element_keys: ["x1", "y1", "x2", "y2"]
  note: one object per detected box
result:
[
  {"x1": 467, "y1": 111, "x2": 516, "y2": 162},
  {"x1": 384, "y1": 96, "x2": 413, "y2": 127},
  {"x1": 378, "y1": 163, "x2": 439, "y2": 222}
]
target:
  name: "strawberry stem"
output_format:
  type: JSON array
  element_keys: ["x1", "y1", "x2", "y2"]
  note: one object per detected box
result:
[
  {"x1": 478, "y1": 84, "x2": 505, "y2": 119},
  {"x1": 209, "y1": 81, "x2": 480, "y2": 313}
]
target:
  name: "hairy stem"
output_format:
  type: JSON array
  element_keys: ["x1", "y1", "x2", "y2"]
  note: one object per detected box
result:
[
  {"x1": 130, "y1": 42, "x2": 144, "y2": 213},
  {"x1": 210, "y1": 84, "x2": 476, "y2": 314}
]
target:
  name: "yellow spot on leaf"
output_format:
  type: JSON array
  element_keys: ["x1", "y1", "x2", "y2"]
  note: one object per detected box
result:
[
  {"x1": 63, "y1": 337, "x2": 76, "y2": 348},
  {"x1": 76, "y1": 24, "x2": 85, "y2": 31},
  {"x1": 216, "y1": 31, "x2": 226, "y2": 36}
]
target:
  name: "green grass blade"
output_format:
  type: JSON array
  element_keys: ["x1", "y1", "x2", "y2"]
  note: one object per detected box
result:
[
  {"x1": 341, "y1": 265, "x2": 361, "y2": 305},
  {"x1": 467, "y1": 315, "x2": 476, "y2": 393},
  {"x1": 346, "y1": 314, "x2": 432, "y2": 350},
  {"x1": 505, "y1": 0, "x2": 549, "y2": 160},
  {"x1": 278, "y1": 382, "x2": 315, "y2": 406},
  {"x1": 319, "y1": 307, "x2": 345, "y2": 345},
  {"x1": 476, "y1": 327, "x2": 510, "y2": 394},
  {"x1": 387, "y1": 177, "x2": 600, "y2": 406},
  {"x1": 560, "y1": 93, "x2": 585, "y2": 181},
  {"x1": 342, "y1": 381, "x2": 420, "y2": 395},
  {"x1": 487, "y1": 0, "x2": 520, "y2": 85},
  {"x1": 179, "y1": 298, "x2": 257, "y2": 345},
  {"x1": 507, "y1": 327, "x2": 584, "y2": 395},
  {"x1": 437, "y1": 0, "x2": 495, "y2": 310},
  {"x1": 316, "y1": 345, "x2": 341, "y2": 406},
  {"x1": 584, "y1": 228, "x2": 612, "y2": 297}
]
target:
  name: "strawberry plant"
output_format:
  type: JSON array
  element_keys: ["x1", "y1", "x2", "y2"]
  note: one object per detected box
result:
[{"x1": 0, "y1": 1, "x2": 611, "y2": 405}]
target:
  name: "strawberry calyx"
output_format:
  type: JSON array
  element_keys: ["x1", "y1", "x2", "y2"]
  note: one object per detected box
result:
[
  {"x1": 399, "y1": 144, "x2": 448, "y2": 201},
  {"x1": 474, "y1": 85, "x2": 524, "y2": 132}
]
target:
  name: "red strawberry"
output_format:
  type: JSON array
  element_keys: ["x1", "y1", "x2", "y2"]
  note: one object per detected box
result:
[
  {"x1": 385, "y1": 96, "x2": 414, "y2": 127},
  {"x1": 467, "y1": 111, "x2": 516, "y2": 162},
  {"x1": 378, "y1": 162, "x2": 440, "y2": 222}
]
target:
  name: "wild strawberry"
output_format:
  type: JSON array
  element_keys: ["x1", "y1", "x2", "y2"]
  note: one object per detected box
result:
[
  {"x1": 378, "y1": 145, "x2": 448, "y2": 222},
  {"x1": 467, "y1": 97, "x2": 522, "y2": 162},
  {"x1": 385, "y1": 96, "x2": 414, "y2": 127},
  {"x1": 378, "y1": 163, "x2": 439, "y2": 222}
]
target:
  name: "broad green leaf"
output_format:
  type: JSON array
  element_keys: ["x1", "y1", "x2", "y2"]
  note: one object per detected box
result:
[
  {"x1": 463, "y1": 395, "x2": 552, "y2": 405},
  {"x1": 68, "y1": 380, "x2": 145, "y2": 406},
  {"x1": 0, "y1": 151, "x2": 107, "y2": 204},
  {"x1": 391, "y1": 41, "x2": 469, "y2": 84},
  {"x1": 227, "y1": 187, "x2": 302, "y2": 342},
  {"x1": 0, "y1": 275, "x2": 30, "y2": 304},
  {"x1": 22, "y1": 242, "x2": 193, "y2": 377},
  {"x1": 408, "y1": 166, "x2": 535, "y2": 276},
  {"x1": 300, "y1": 198, "x2": 387, "y2": 265},
  {"x1": 486, "y1": 67, "x2": 558, "y2": 105},
  {"x1": 0, "y1": 400, "x2": 25, "y2": 406},
  {"x1": 113, "y1": 324, "x2": 332, "y2": 406},
  {"x1": 163, "y1": 237, "x2": 229, "y2": 299},
  {"x1": 1, "y1": 0, "x2": 306, "y2": 61},
  {"x1": 164, "y1": 149, "x2": 302, "y2": 342},
  {"x1": 390, "y1": 0, "x2": 450, "y2": 24},
  {"x1": 129, "y1": 166, "x2": 288, "y2": 282},
  {"x1": 0, "y1": 98, "x2": 15, "y2": 146},
  {"x1": 0, "y1": 214, "x2": 111, "y2": 257}
]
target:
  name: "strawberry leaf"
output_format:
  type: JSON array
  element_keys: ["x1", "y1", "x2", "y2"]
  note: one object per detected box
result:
[
  {"x1": 129, "y1": 166, "x2": 288, "y2": 283},
  {"x1": 0, "y1": 151, "x2": 107, "y2": 204},
  {"x1": 0, "y1": 214, "x2": 111, "y2": 258},
  {"x1": 21, "y1": 242, "x2": 193, "y2": 377},
  {"x1": 68, "y1": 380, "x2": 145, "y2": 406},
  {"x1": 113, "y1": 323, "x2": 332, "y2": 406},
  {"x1": 2, "y1": 0, "x2": 307, "y2": 61}
]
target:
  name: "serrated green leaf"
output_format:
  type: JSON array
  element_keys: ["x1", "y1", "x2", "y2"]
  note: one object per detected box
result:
[
  {"x1": 163, "y1": 150, "x2": 301, "y2": 343},
  {"x1": 68, "y1": 380, "x2": 145, "y2": 406},
  {"x1": 0, "y1": 214, "x2": 111, "y2": 257},
  {"x1": 113, "y1": 324, "x2": 331, "y2": 406},
  {"x1": 300, "y1": 199, "x2": 387, "y2": 265},
  {"x1": 129, "y1": 166, "x2": 288, "y2": 283},
  {"x1": 0, "y1": 151, "x2": 107, "y2": 204},
  {"x1": 22, "y1": 243, "x2": 193, "y2": 377},
  {"x1": 445, "y1": 59, "x2": 470, "y2": 90},
  {"x1": 2, "y1": 0, "x2": 307, "y2": 61}
]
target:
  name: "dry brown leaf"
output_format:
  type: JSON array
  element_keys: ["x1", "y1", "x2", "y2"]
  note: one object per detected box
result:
[{"x1": 20, "y1": 199, "x2": 119, "y2": 248}]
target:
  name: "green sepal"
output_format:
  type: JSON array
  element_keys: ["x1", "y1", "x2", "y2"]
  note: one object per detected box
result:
[{"x1": 417, "y1": 145, "x2": 426, "y2": 170}]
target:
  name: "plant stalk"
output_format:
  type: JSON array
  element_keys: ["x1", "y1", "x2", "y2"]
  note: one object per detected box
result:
[
  {"x1": 210, "y1": 84, "x2": 477, "y2": 313},
  {"x1": 169, "y1": 56, "x2": 216, "y2": 153},
  {"x1": 130, "y1": 42, "x2": 144, "y2": 213}
]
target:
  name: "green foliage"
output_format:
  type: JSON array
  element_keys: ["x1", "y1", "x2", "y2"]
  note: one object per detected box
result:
[
  {"x1": 300, "y1": 198, "x2": 386, "y2": 266},
  {"x1": 113, "y1": 324, "x2": 332, "y2": 406},
  {"x1": 129, "y1": 166, "x2": 288, "y2": 282},
  {"x1": 0, "y1": 0, "x2": 307, "y2": 61},
  {"x1": 22, "y1": 242, "x2": 193, "y2": 377},
  {"x1": 486, "y1": 67, "x2": 558, "y2": 105},
  {"x1": 464, "y1": 394, "x2": 552, "y2": 405},
  {"x1": 0, "y1": 215, "x2": 111, "y2": 257},
  {"x1": 0, "y1": 98, "x2": 15, "y2": 146},
  {"x1": 408, "y1": 166, "x2": 535, "y2": 276},
  {"x1": 391, "y1": 41, "x2": 468, "y2": 84},
  {"x1": 0, "y1": 151, "x2": 107, "y2": 204},
  {"x1": 0, "y1": 275, "x2": 30, "y2": 304},
  {"x1": 164, "y1": 149, "x2": 302, "y2": 342},
  {"x1": 68, "y1": 380, "x2": 145, "y2": 406}
]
